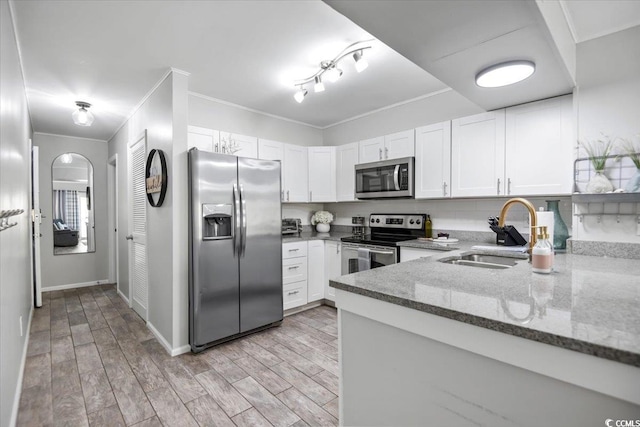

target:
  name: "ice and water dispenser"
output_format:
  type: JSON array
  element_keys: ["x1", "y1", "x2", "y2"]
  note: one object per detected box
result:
[{"x1": 202, "y1": 203, "x2": 233, "y2": 240}]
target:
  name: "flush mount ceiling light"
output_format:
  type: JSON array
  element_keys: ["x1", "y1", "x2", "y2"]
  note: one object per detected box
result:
[
  {"x1": 72, "y1": 101, "x2": 95, "y2": 126},
  {"x1": 475, "y1": 61, "x2": 535, "y2": 88},
  {"x1": 60, "y1": 153, "x2": 73, "y2": 164},
  {"x1": 292, "y1": 40, "x2": 373, "y2": 103}
]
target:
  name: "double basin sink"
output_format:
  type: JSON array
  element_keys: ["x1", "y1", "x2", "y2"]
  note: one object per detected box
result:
[{"x1": 438, "y1": 253, "x2": 525, "y2": 270}]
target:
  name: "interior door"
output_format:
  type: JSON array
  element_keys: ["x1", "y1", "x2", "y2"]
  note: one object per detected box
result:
[
  {"x1": 128, "y1": 131, "x2": 148, "y2": 320},
  {"x1": 31, "y1": 145, "x2": 42, "y2": 307}
]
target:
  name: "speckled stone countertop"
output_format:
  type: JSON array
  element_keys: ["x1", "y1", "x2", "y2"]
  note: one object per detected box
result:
[
  {"x1": 282, "y1": 231, "x2": 353, "y2": 243},
  {"x1": 330, "y1": 242, "x2": 640, "y2": 367}
]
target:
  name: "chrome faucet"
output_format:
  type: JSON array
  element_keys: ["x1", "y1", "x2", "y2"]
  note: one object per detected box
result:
[{"x1": 498, "y1": 197, "x2": 538, "y2": 254}]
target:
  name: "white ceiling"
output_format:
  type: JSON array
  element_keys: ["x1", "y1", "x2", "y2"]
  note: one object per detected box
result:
[
  {"x1": 10, "y1": 0, "x2": 446, "y2": 141},
  {"x1": 10, "y1": 1, "x2": 640, "y2": 142},
  {"x1": 560, "y1": 0, "x2": 640, "y2": 43}
]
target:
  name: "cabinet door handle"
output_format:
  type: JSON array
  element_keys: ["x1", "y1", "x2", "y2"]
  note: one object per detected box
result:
[
  {"x1": 507, "y1": 178, "x2": 512, "y2": 195},
  {"x1": 337, "y1": 245, "x2": 340, "y2": 254},
  {"x1": 126, "y1": 235, "x2": 133, "y2": 240},
  {"x1": 281, "y1": 191, "x2": 284, "y2": 201},
  {"x1": 378, "y1": 148, "x2": 382, "y2": 160},
  {"x1": 287, "y1": 190, "x2": 290, "y2": 201},
  {"x1": 288, "y1": 248, "x2": 299, "y2": 252},
  {"x1": 287, "y1": 265, "x2": 299, "y2": 270},
  {"x1": 443, "y1": 181, "x2": 448, "y2": 197},
  {"x1": 497, "y1": 178, "x2": 501, "y2": 195},
  {"x1": 309, "y1": 191, "x2": 312, "y2": 201},
  {"x1": 385, "y1": 147, "x2": 389, "y2": 159},
  {"x1": 287, "y1": 290, "x2": 300, "y2": 295}
]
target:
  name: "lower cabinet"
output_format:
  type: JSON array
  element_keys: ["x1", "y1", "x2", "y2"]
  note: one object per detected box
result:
[
  {"x1": 283, "y1": 282, "x2": 308, "y2": 311},
  {"x1": 324, "y1": 241, "x2": 342, "y2": 302},
  {"x1": 307, "y1": 240, "x2": 325, "y2": 302},
  {"x1": 399, "y1": 247, "x2": 442, "y2": 262}
]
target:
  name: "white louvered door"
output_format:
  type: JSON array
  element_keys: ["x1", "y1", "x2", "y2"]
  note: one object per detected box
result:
[{"x1": 128, "y1": 131, "x2": 148, "y2": 320}]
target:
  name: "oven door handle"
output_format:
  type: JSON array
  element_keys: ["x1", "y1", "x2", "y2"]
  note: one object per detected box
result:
[{"x1": 368, "y1": 249, "x2": 395, "y2": 256}]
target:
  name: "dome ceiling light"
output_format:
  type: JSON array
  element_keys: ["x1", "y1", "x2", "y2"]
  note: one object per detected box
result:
[
  {"x1": 72, "y1": 101, "x2": 95, "y2": 126},
  {"x1": 293, "y1": 40, "x2": 372, "y2": 103},
  {"x1": 475, "y1": 61, "x2": 536, "y2": 88}
]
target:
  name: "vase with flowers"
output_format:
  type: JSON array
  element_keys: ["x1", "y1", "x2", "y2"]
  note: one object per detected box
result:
[
  {"x1": 580, "y1": 136, "x2": 614, "y2": 193},
  {"x1": 620, "y1": 136, "x2": 640, "y2": 193},
  {"x1": 311, "y1": 211, "x2": 333, "y2": 233}
]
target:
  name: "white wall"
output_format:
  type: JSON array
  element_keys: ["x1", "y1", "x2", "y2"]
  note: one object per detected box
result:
[
  {"x1": 33, "y1": 133, "x2": 109, "y2": 288},
  {"x1": 189, "y1": 93, "x2": 323, "y2": 146},
  {"x1": 573, "y1": 26, "x2": 640, "y2": 243},
  {"x1": 108, "y1": 71, "x2": 189, "y2": 352},
  {"x1": 322, "y1": 89, "x2": 484, "y2": 145},
  {"x1": 0, "y1": 1, "x2": 34, "y2": 425}
]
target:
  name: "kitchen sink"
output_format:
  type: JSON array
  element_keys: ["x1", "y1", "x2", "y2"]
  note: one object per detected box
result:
[{"x1": 438, "y1": 253, "x2": 522, "y2": 269}]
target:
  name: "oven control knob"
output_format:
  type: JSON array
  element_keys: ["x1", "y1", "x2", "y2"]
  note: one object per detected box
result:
[
  {"x1": 375, "y1": 219, "x2": 380, "y2": 223},
  {"x1": 370, "y1": 218, "x2": 375, "y2": 223},
  {"x1": 416, "y1": 219, "x2": 421, "y2": 225},
  {"x1": 409, "y1": 219, "x2": 415, "y2": 224}
]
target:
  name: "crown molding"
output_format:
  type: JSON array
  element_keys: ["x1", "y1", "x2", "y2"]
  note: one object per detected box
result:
[{"x1": 33, "y1": 131, "x2": 107, "y2": 143}]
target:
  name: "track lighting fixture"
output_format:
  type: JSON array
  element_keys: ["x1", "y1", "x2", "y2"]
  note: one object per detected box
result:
[
  {"x1": 475, "y1": 60, "x2": 535, "y2": 88},
  {"x1": 72, "y1": 101, "x2": 94, "y2": 126},
  {"x1": 292, "y1": 40, "x2": 372, "y2": 103},
  {"x1": 294, "y1": 86, "x2": 308, "y2": 103},
  {"x1": 353, "y1": 50, "x2": 368, "y2": 73}
]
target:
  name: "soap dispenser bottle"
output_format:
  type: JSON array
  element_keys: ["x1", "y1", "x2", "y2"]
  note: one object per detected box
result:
[
  {"x1": 532, "y1": 226, "x2": 553, "y2": 274},
  {"x1": 425, "y1": 215, "x2": 433, "y2": 239}
]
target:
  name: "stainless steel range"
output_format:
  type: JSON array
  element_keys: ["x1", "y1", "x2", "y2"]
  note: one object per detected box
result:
[{"x1": 340, "y1": 213, "x2": 426, "y2": 275}]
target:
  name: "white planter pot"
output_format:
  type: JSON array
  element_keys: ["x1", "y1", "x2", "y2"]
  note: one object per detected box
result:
[{"x1": 316, "y1": 223, "x2": 330, "y2": 233}]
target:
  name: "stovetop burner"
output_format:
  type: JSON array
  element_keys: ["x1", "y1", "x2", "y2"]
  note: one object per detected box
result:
[{"x1": 341, "y1": 213, "x2": 427, "y2": 247}]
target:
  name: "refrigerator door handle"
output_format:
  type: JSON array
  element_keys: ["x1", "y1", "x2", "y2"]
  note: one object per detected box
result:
[
  {"x1": 233, "y1": 184, "x2": 241, "y2": 256},
  {"x1": 239, "y1": 184, "x2": 247, "y2": 256}
]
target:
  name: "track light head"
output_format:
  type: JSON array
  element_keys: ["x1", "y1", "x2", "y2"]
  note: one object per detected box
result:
[
  {"x1": 314, "y1": 76, "x2": 325, "y2": 93},
  {"x1": 324, "y1": 65, "x2": 343, "y2": 83},
  {"x1": 294, "y1": 86, "x2": 308, "y2": 103},
  {"x1": 353, "y1": 50, "x2": 368, "y2": 73}
]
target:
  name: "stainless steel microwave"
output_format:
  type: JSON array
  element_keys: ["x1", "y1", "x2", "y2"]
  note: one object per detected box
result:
[{"x1": 355, "y1": 157, "x2": 414, "y2": 199}]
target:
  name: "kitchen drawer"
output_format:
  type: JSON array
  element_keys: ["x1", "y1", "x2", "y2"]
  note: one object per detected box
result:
[
  {"x1": 283, "y1": 256, "x2": 308, "y2": 284},
  {"x1": 283, "y1": 281, "x2": 308, "y2": 310},
  {"x1": 283, "y1": 241, "x2": 308, "y2": 259}
]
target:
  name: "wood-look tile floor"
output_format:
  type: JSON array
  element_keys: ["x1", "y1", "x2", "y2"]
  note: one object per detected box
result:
[{"x1": 17, "y1": 284, "x2": 339, "y2": 426}]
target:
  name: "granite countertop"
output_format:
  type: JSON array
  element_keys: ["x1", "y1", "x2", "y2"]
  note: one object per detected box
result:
[
  {"x1": 282, "y1": 231, "x2": 353, "y2": 243},
  {"x1": 330, "y1": 242, "x2": 640, "y2": 367}
]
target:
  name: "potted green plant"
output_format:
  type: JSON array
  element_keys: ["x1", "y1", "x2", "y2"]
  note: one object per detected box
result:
[
  {"x1": 620, "y1": 135, "x2": 640, "y2": 192},
  {"x1": 311, "y1": 211, "x2": 334, "y2": 233},
  {"x1": 580, "y1": 136, "x2": 614, "y2": 193}
]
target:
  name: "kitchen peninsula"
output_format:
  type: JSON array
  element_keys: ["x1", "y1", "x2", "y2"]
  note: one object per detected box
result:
[{"x1": 330, "y1": 244, "x2": 640, "y2": 426}]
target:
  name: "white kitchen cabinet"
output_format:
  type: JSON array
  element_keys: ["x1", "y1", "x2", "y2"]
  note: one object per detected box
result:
[
  {"x1": 258, "y1": 139, "x2": 285, "y2": 201},
  {"x1": 336, "y1": 142, "x2": 359, "y2": 202},
  {"x1": 505, "y1": 95, "x2": 573, "y2": 195},
  {"x1": 220, "y1": 132, "x2": 258, "y2": 158},
  {"x1": 283, "y1": 282, "x2": 308, "y2": 311},
  {"x1": 188, "y1": 126, "x2": 219, "y2": 152},
  {"x1": 451, "y1": 110, "x2": 506, "y2": 197},
  {"x1": 415, "y1": 122, "x2": 451, "y2": 199},
  {"x1": 307, "y1": 240, "x2": 325, "y2": 303},
  {"x1": 384, "y1": 129, "x2": 415, "y2": 160},
  {"x1": 359, "y1": 136, "x2": 385, "y2": 163},
  {"x1": 282, "y1": 241, "x2": 308, "y2": 310},
  {"x1": 399, "y1": 247, "x2": 442, "y2": 262},
  {"x1": 283, "y1": 144, "x2": 308, "y2": 202},
  {"x1": 359, "y1": 130, "x2": 415, "y2": 163},
  {"x1": 324, "y1": 241, "x2": 341, "y2": 302},
  {"x1": 308, "y1": 147, "x2": 336, "y2": 202}
]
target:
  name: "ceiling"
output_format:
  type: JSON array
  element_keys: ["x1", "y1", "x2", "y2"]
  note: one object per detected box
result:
[{"x1": 9, "y1": 1, "x2": 640, "y2": 142}]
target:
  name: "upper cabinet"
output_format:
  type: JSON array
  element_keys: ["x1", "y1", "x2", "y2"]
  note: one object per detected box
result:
[
  {"x1": 283, "y1": 143, "x2": 308, "y2": 203},
  {"x1": 336, "y1": 142, "x2": 359, "y2": 202},
  {"x1": 504, "y1": 95, "x2": 573, "y2": 195},
  {"x1": 359, "y1": 136, "x2": 385, "y2": 163},
  {"x1": 451, "y1": 111, "x2": 506, "y2": 197},
  {"x1": 358, "y1": 130, "x2": 415, "y2": 163},
  {"x1": 188, "y1": 126, "x2": 219, "y2": 152},
  {"x1": 415, "y1": 121, "x2": 451, "y2": 199},
  {"x1": 220, "y1": 132, "x2": 258, "y2": 158},
  {"x1": 308, "y1": 147, "x2": 336, "y2": 202},
  {"x1": 258, "y1": 139, "x2": 284, "y2": 201}
]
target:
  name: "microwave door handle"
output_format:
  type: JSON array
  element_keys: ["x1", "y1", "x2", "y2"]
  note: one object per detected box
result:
[{"x1": 393, "y1": 165, "x2": 400, "y2": 191}]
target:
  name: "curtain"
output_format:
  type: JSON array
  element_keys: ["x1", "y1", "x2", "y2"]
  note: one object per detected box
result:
[{"x1": 53, "y1": 190, "x2": 79, "y2": 230}]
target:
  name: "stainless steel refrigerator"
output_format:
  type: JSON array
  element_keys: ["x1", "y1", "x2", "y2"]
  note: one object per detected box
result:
[{"x1": 188, "y1": 149, "x2": 283, "y2": 352}]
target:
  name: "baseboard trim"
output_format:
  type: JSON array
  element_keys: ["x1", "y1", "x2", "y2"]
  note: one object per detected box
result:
[
  {"x1": 41, "y1": 280, "x2": 111, "y2": 292},
  {"x1": 10, "y1": 306, "x2": 34, "y2": 427},
  {"x1": 117, "y1": 288, "x2": 130, "y2": 306},
  {"x1": 147, "y1": 322, "x2": 190, "y2": 357}
]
